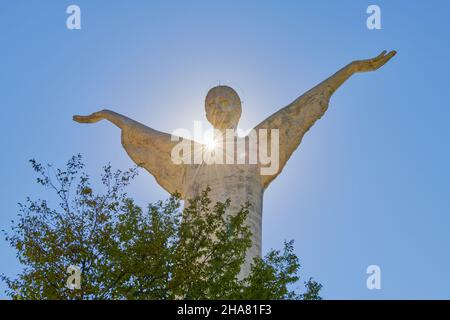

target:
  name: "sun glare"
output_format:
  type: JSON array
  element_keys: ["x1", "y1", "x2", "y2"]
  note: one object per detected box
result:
[{"x1": 204, "y1": 136, "x2": 217, "y2": 151}]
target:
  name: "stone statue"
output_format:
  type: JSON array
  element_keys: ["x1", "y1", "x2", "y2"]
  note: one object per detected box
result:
[{"x1": 74, "y1": 50, "x2": 396, "y2": 277}]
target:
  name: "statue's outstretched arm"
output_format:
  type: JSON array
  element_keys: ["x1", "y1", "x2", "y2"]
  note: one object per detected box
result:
[
  {"x1": 255, "y1": 50, "x2": 396, "y2": 188},
  {"x1": 73, "y1": 109, "x2": 188, "y2": 196}
]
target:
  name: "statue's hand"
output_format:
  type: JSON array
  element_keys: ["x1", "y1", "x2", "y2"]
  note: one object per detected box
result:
[
  {"x1": 73, "y1": 110, "x2": 107, "y2": 123},
  {"x1": 351, "y1": 50, "x2": 396, "y2": 73}
]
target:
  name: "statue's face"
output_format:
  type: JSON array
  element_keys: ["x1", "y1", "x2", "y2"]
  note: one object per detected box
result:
[{"x1": 205, "y1": 86, "x2": 242, "y2": 130}]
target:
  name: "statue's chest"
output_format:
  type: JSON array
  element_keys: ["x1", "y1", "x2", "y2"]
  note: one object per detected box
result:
[{"x1": 183, "y1": 164, "x2": 263, "y2": 205}]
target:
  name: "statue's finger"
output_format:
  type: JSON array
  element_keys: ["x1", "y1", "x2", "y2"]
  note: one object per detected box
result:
[
  {"x1": 375, "y1": 51, "x2": 397, "y2": 69},
  {"x1": 378, "y1": 50, "x2": 387, "y2": 57},
  {"x1": 380, "y1": 51, "x2": 397, "y2": 65},
  {"x1": 373, "y1": 50, "x2": 387, "y2": 61},
  {"x1": 73, "y1": 115, "x2": 89, "y2": 123},
  {"x1": 386, "y1": 50, "x2": 397, "y2": 59}
]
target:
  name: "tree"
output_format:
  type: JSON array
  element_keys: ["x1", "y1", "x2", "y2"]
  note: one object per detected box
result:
[{"x1": 1, "y1": 155, "x2": 321, "y2": 300}]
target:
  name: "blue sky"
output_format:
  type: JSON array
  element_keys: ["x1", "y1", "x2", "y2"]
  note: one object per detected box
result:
[{"x1": 1, "y1": 0, "x2": 450, "y2": 299}]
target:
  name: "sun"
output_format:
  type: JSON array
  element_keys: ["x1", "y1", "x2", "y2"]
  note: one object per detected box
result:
[{"x1": 204, "y1": 135, "x2": 217, "y2": 151}]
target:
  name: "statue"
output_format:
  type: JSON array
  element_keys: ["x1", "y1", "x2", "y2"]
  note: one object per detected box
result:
[{"x1": 74, "y1": 50, "x2": 396, "y2": 277}]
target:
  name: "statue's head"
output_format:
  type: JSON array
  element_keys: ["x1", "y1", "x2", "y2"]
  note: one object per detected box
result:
[{"x1": 205, "y1": 85, "x2": 242, "y2": 130}]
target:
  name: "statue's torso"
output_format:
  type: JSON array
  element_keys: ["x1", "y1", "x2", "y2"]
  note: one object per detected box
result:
[{"x1": 184, "y1": 163, "x2": 264, "y2": 278}]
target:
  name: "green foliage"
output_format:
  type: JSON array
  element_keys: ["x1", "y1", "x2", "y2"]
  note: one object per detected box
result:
[
  {"x1": 1, "y1": 155, "x2": 321, "y2": 300},
  {"x1": 301, "y1": 278, "x2": 323, "y2": 300}
]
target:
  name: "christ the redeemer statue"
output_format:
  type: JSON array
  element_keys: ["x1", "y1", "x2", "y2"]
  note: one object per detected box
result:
[{"x1": 74, "y1": 51, "x2": 396, "y2": 277}]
